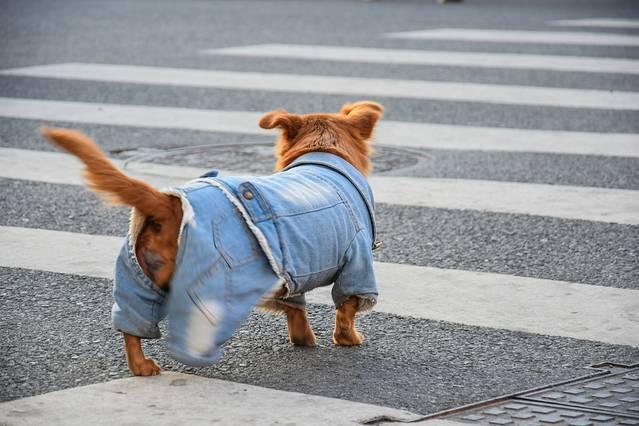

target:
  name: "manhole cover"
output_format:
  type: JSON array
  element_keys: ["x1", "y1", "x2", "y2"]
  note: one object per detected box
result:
[{"x1": 116, "y1": 143, "x2": 421, "y2": 175}]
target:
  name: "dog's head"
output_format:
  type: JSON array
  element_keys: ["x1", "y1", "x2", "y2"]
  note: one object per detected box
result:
[{"x1": 259, "y1": 101, "x2": 384, "y2": 176}]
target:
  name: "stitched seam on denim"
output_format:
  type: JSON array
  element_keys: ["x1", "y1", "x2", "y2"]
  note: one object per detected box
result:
[
  {"x1": 172, "y1": 220, "x2": 221, "y2": 290},
  {"x1": 333, "y1": 187, "x2": 362, "y2": 234},
  {"x1": 335, "y1": 229, "x2": 363, "y2": 268},
  {"x1": 272, "y1": 201, "x2": 344, "y2": 217},
  {"x1": 334, "y1": 229, "x2": 377, "y2": 312},
  {"x1": 271, "y1": 210, "x2": 293, "y2": 291},
  {"x1": 187, "y1": 277, "x2": 217, "y2": 325},
  {"x1": 333, "y1": 228, "x2": 363, "y2": 284},
  {"x1": 184, "y1": 261, "x2": 227, "y2": 326},
  {"x1": 272, "y1": 201, "x2": 346, "y2": 218},
  {"x1": 212, "y1": 219, "x2": 260, "y2": 269},
  {"x1": 214, "y1": 226, "x2": 233, "y2": 271},
  {"x1": 195, "y1": 178, "x2": 290, "y2": 298}
]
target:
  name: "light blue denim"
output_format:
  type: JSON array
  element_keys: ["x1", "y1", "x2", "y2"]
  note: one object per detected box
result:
[{"x1": 112, "y1": 152, "x2": 378, "y2": 366}]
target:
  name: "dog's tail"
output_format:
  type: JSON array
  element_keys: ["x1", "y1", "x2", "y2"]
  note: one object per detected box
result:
[{"x1": 41, "y1": 127, "x2": 175, "y2": 219}]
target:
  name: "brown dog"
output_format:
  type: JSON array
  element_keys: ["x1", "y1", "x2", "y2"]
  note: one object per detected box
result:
[{"x1": 43, "y1": 100, "x2": 383, "y2": 376}]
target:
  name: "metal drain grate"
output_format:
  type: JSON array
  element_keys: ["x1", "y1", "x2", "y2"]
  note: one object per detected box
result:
[
  {"x1": 521, "y1": 368, "x2": 639, "y2": 418},
  {"x1": 365, "y1": 364, "x2": 639, "y2": 425},
  {"x1": 450, "y1": 399, "x2": 639, "y2": 425},
  {"x1": 435, "y1": 364, "x2": 639, "y2": 426}
]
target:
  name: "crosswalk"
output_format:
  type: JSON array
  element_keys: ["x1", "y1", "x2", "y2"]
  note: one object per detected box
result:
[
  {"x1": 384, "y1": 28, "x2": 639, "y2": 46},
  {"x1": 2, "y1": 225, "x2": 635, "y2": 346},
  {"x1": 1, "y1": 13, "x2": 638, "y2": 423},
  {"x1": 3, "y1": 147, "x2": 638, "y2": 223},
  {"x1": 205, "y1": 44, "x2": 639, "y2": 74},
  {"x1": 3, "y1": 63, "x2": 638, "y2": 109},
  {"x1": 549, "y1": 18, "x2": 639, "y2": 29},
  {"x1": 3, "y1": 97, "x2": 638, "y2": 157}
]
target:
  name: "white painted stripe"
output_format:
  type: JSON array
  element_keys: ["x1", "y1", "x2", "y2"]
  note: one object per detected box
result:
[
  {"x1": 206, "y1": 44, "x2": 639, "y2": 75},
  {"x1": 308, "y1": 262, "x2": 639, "y2": 348},
  {"x1": 3, "y1": 147, "x2": 638, "y2": 225},
  {"x1": 384, "y1": 28, "x2": 639, "y2": 47},
  {"x1": 0, "y1": 226, "x2": 124, "y2": 278},
  {"x1": 0, "y1": 147, "x2": 220, "y2": 189},
  {"x1": 1, "y1": 98, "x2": 638, "y2": 158},
  {"x1": 1, "y1": 226, "x2": 637, "y2": 346},
  {"x1": 0, "y1": 97, "x2": 270, "y2": 136},
  {"x1": 0, "y1": 372, "x2": 420, "y2": 425},
  {"x1": 2, "y1": 63, "x2": 638, "y2": 110},
  {"x1": 550, "y1": 18, "x2": 639, "y2": 29},
  {"x1": 376, "y1": 121, "x2": 639, "y2": 158},
  {"x1": 369, "y1": 176, "x2": 639, "y2": 225}
]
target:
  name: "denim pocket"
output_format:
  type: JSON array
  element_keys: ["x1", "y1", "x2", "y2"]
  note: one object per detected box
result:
[
  {"x1": 173, "y1": 261, "x2": 227, "y2": 363},
  {"x1": 212, "y1": 213, "x2": 261, "y2": 269},
  {"x1": 186, "y1": 261, "x2": 227, "y2": 327}
]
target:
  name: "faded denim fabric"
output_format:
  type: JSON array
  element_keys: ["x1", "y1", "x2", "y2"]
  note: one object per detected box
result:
[{"x1": 111, "y1": 152, "x2": 377, "y2": 366}]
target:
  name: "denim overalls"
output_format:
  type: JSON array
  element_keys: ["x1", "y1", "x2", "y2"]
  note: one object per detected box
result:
[{"x1": 112, "y1": 152, "x2": 378, "y2": 366}]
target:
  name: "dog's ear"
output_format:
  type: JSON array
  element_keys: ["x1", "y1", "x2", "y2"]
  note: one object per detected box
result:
[
  {"x1": 340, "y1": 101, "x2": 383, "y2": 116},
  {"x1": 259, "y1": 110, "x2": 303, "y2": 140},
  {"x1": 340, "y1": 101, "x2": 384, "y2": 140}
]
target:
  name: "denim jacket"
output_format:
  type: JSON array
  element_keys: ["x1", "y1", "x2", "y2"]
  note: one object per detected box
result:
[{"x1": 112, "y1": 152, "x2": 378, "y2": 366}]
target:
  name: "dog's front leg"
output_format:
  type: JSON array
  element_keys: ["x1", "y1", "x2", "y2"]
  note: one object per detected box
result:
[
  {"x1": 123, "y1": 333, "x2": 161, "y2": 376},
  {"x1": 333, "y1": 296, "x2": 363, "y2": 346}
]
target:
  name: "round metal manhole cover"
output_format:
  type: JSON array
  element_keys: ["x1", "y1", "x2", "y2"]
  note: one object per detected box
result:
[{"x1": 118, "y1": 143, "x2": 421, "y2": 175}]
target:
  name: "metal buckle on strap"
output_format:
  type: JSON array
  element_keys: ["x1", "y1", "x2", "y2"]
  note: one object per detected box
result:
[{"x1": 372, "y1": 240, "x2": 383, "y2": 252}]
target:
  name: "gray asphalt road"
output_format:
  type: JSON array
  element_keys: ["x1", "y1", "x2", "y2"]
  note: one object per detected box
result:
[
  {"x1": 2, "y1": 267, "x2": 637, "y2": 413},
  {"x1": 1, "y1": 0, "x2": 638, "y2": 417}
]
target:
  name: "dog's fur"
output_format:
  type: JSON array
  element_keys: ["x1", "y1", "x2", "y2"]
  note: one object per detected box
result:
[{"x1": 42, "y1": 100, "x2": 383, "y2": 376}]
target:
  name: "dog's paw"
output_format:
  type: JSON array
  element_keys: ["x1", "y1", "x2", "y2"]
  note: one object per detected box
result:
[
  {"x1": 130, "y1": 358, "x2": 161, "y2": 376},
  {"x1": 332, "y1": 328, "x2": 364, "y2": 346},
  {"x1": 290, "y1": 327, "x2": 317, "y2": 347}
]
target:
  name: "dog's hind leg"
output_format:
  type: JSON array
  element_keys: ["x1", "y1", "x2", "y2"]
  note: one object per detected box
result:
[
  {"x1": 333, "y1": 296, "x2": 363, "y2": 346},
  {"x1": 260, "y1": 291, "x2": 316, "y2": 346}
]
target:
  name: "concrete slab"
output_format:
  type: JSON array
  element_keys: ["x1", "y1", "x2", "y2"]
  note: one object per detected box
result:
[{"x1": 0, "y1": 372, "x2": 419, "y2": 425}]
